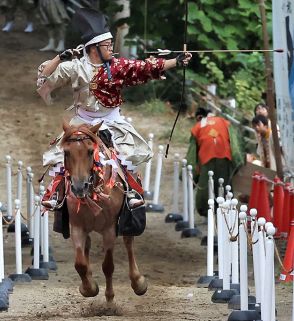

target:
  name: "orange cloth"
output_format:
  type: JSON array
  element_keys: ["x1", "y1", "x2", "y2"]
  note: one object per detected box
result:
[{"x1": 191, "y1": 116, "x2": 232, "y2": 165}]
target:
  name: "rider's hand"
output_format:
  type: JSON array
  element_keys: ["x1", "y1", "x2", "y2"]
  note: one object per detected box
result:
[
  {"x1": 176, "y1": 52, "x2": 192, "y2": 67},
  {"x1": 59, "y1": 48, "x2": 81, "y2": 61},
  {"x1": 59, "y1": 49, "x2": 75, "y2": 61}
]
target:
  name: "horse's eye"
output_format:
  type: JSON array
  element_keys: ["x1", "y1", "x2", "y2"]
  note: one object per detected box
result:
[{"x1": 88, "y1": 149, "x2": 94, "y2": 157}]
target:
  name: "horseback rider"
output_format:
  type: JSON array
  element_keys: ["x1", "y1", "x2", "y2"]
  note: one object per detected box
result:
[{"x1": 37, "y1": 8, "x2": 192, "y2": 214}]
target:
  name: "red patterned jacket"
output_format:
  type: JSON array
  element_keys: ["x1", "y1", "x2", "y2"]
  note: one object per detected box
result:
[{"x1": 89, "y1": 57, "x2": 165, "y2": 108}]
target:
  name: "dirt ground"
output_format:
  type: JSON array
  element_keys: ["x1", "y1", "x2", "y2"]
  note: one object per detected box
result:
[{"x1": 0, "y1": 16, "x2": 292, "y2": 321}]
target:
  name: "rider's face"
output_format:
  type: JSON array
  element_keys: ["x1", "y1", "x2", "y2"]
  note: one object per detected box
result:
[{"x1": 96, "y1": 39, "x2": 113, "y2": 61}]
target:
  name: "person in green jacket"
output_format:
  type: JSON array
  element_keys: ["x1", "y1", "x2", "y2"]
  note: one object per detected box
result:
[{"x1": 186, "y1": 108, "x2": 245, "y2": 217}]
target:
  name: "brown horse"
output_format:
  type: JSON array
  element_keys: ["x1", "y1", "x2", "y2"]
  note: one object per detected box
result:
[{"x1": 60, "y1": 121, "x2": 147, "y2": 302}]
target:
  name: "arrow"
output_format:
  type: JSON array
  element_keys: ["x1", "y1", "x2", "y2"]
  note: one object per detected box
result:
[{"x1": 145, "y1": 48, "x2": 284, "y2": 56}]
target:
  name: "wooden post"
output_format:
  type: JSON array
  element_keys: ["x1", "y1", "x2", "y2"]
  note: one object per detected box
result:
[{"x1": 258, "y1": 0, "x2": 283, "y2": 178}]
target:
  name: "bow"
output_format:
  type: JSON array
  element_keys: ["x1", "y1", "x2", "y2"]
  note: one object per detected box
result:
[{"x1": 165, "y1": 0, "x2": 188, "y2": 158}]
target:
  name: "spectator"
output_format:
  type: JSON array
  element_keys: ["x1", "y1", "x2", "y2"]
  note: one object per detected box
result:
[
  {"x1": 39, "y1": 0, "x2": 70, "y2": 52},
  {"x1": 252, "y1": 114, "x2": 277, "y2": 171},
  {"x1": 186, "y1": 109, "x2": 244, "y2": 217},
  {"x1": 254, "y1": 102, "x2": 269, "y2": 118},
  {"x1": 1, "y1": 0, "x2": 35, "y2": 32}
]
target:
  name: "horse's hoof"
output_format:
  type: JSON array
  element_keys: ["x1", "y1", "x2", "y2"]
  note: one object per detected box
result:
[
  {"x1": 132, "y1": 276, "x2": 148, "y2": 296},
  {"x1": 79, "y1": 281, "x2": 99, "y2": 297}
]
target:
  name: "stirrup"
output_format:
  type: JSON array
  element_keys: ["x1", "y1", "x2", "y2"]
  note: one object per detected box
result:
[
  {"x1": 41, "y1": 199, "x2": 58, "y2": 211},
  {"x1": 126, "y1": 190, "x2": 145, "y2": 209},
  {"x1": 42, "y1": 191, "x2": 64, "y2": 211},
  {"x1": 128, "y1": 198, "x2": 145, "y2": 209}
]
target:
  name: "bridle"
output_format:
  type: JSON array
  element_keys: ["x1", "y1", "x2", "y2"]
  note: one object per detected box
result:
[{"x1": 63, "y1": 130, "x2": 100, "y2": 199}]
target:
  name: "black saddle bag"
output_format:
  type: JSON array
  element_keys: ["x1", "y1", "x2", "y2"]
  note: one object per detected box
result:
[{"x1": 117, "y1": 200, "x2": 146, "y2": 237}]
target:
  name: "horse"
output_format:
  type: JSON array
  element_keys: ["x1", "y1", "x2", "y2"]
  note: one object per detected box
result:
[{"x1": 60, "y1": 121, "x2": 147, "y2": 302}]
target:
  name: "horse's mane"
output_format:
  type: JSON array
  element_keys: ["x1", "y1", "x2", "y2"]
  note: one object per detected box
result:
[{"x1": 61, "y1": 124, "x2": 99, "y2": 146}]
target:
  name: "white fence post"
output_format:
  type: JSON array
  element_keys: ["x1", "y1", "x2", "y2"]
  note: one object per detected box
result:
[
  {"x1": 143, "y1": 133, "x2": 154, "y2": 200},
  {"x1": 8, "y1": 200, "x2": 31, "y2": 283},
  {"x1": 5, "y1": 155, "x2": 12, "y2": 220},
  {"x1": 181, "y1": 165, "x2": 201, "y2": 238},
  {"x1": 165, "y1": 153, "x2": 183, "y2": 223},
  {"x1": 146, "y1": 145, "x2": 164, "y2": 212},
  {"x1": 197, "y1": 198, "x2": 216, "y2": 287}
]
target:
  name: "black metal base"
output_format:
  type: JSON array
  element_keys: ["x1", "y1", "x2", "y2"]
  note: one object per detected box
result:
[
  {"x1": 228, "y1": 309, "x2": 261, "y2": 321},
  {"x1": 0, "y1": 278, "x2": 13, "y2": 293},
  {"x1": 21, "y1": 236, "x2": 33, "y2": 247},
  {"x1": 211, "y1": 288, "x2": 238, "y2": 303},
  {"x1": 228, "y1": 295, "x2": 256, "y2": 310},
  {"x1": 0, "y1": 285, "x2": 9, "y2": 297},
  {"x1": 208, "y1": 278, "x2": 238, "y2": 292},
  {"x1": 197, "y1": 275, "x2": 216, "y2": 288},
  {"x1": 25, "y1": 267, "x2": 49, "y2": 280},
  {"x1": 146, "y1": 203, "x2": 165, "y2": 212},
  {"x1": 7, "y1": 222, "x2": 29, "y2": 234},
  {"x1": 230, "y1": 283, "x2": 240, "y2": 293},
  {"x1": 181, "y1": 227, "x2": 202, "y2": 238},
  {"x1": 0, "y1": 282, "x2": 9, "y2": 309},
  {"x1": 8, "y1": 273, "x2": 32, "y2": 283},
  {"x1": 201, "y1": 235, "x2": 218, "y2": 246},
  {"x1": 208, "y1": 277, "x2": 223, "y2": 290},
  {"x1": 0, "y1": 295, "x2": 8, "y2": 311},
  {"x1": 40, "y1": 259, "x2": 58, "y2": 271},
  {"x1": 0, "y1": 290, "x2": 8, "y2": 300},
  {"x1": 143, "y1": 190, "x2": 154, "y2": 200},
  {"x1": 165, "y1": 213, "x2": 183, "y2": 223},
  {"x1": 175, "y1": 221, "x2": 189, "y2": 231}
]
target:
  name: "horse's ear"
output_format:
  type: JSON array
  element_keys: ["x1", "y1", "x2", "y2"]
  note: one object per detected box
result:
[
  {"x1": 62, "y1": 120, "x2": 71, "y2": 133},
  {"x1": 90, "y1": 121, "x2": 103, "y2": 134}
]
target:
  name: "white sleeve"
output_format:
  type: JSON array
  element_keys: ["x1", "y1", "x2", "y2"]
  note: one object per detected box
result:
[{"x1": 37, "y1": 61, "x2": 75, "y2": 105}]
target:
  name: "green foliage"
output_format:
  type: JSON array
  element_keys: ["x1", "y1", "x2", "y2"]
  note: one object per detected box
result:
[
  {"x1": 103, "y1": 0, "x2": 272, "y2": 115},
  {"x1": 127, "y1": 98, "x2": 167, "y2": 115},
  {"x1": 199, "y1": 55, "x2": 225, "y2": 88},
  {"x1": 196, "y1": 51, "x2": 266, "y2": 115},
  {"x1": 158, "y1": 123, "x2": 191, "y2": 144}
]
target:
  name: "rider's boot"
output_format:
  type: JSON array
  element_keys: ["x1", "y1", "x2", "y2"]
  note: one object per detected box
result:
[
  {"x1": 127, "y1": 191, "x2": 144, "y2": 209},
  {"x1": 125, "y1": 173, "x2": 145, "y2": 209},
  {"x1": 42, "y1": 175, "x2": 67, "y2": 236},
  {"x1": 41, "y1": 175, "x2": 65, "y2": 210}
]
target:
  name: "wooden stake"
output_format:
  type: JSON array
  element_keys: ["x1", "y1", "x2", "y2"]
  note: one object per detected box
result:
[{"x1": 258, "y1": 0, "x2": 283, "y2": 179}]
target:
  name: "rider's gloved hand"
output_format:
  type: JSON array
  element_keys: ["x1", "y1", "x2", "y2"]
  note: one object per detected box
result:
[
  {"x1": 59, "y1": 49, "x2": 75, "y2": 61},
  {"x1": 176, "y1": 52, "x2": 192, "y2": 67}
]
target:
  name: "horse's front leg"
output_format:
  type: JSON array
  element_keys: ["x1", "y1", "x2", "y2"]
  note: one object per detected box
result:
[
  {"x1": 102, "y1": 228, "x2": 116, "y2": 302},
  {"x1": 71, "y1": 227, "x2": 99, "y2": 297},
  {"x1": 123, "y1": 236, "x2": 147, "y2": 296}
]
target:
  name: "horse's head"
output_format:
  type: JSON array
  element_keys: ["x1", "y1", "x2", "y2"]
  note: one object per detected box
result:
[{"x1": 61, "y1": 121, "x2": 102, "y2": 198}]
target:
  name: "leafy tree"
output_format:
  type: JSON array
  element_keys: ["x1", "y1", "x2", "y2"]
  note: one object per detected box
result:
[{"x1": 103, "y1": 0, "x2": 273, "y2": 115}]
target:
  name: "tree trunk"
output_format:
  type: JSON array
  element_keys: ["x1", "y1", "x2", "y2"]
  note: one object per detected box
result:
[
  {"x1": 258, "y1": 0, "x2": 283, "y2": 178},
  {"x1": 113, "y1": 0, "x2": 131, "y2": 58}
]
